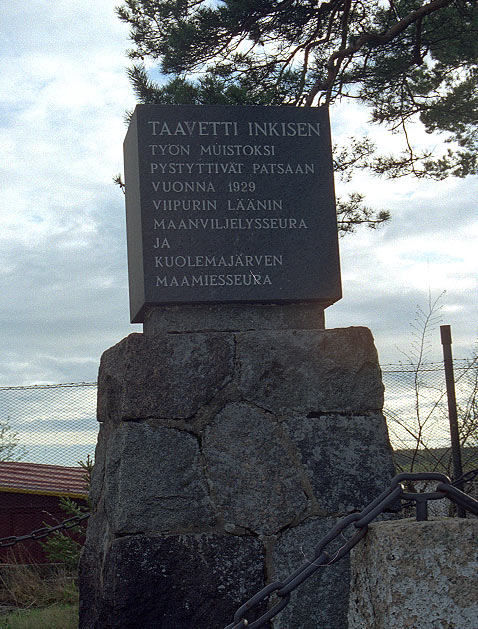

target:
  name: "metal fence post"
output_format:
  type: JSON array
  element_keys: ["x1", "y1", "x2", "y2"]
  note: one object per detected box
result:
[{"x1": 440, "y1": 324, "x2": 466, "y2": 517}]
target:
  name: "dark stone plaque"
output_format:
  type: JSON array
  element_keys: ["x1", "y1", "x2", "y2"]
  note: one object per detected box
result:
[{"x1": 123, "y1": 104, "x2": 341, "y2": 323}]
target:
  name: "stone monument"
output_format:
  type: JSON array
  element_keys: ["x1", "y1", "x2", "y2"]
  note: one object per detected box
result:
[{"x1": 79, "y1": 105, "x2": 396, "y2": 628}]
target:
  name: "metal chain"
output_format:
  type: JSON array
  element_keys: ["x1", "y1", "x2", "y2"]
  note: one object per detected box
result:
[
  {"x1": 1, "y1": 468, "x2": 477, "y2": 626},
  {"x1": 224, "y1": 472, "x2": 478, "y2": 629},
  {"x1": 399, "y1": 467, "x2": 478, "y2": 512},
  {"x1": 452, "y1": 466, "x2": 478, "y2": 486},
  {"x1": 0, "y1": 512, "x2": 90, "y2": 549}
]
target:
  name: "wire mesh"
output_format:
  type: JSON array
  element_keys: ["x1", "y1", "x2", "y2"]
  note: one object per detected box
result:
[
  {"x1": 0, "y1": 359, "x2": 476, "y2": 473},
  {"x1": 0, "y1": 383, "x2": 98, "y2": 467},
  {"x1": 382, "y1": 359, "x2": 478, "y2": 476}
]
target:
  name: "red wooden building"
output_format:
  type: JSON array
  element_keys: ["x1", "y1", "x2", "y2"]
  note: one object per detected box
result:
[{"x1": 0, "y1": 461, "x2": 88, "y2": 563}]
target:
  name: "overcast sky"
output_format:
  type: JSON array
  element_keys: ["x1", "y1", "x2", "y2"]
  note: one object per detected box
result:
[{"x1": 1, "y1": 0, "x2": 477, "y2": 389}]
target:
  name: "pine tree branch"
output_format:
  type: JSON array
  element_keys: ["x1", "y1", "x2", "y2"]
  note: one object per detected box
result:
[{"x1": 305, "y1": 0, "x2": 456, "y2": 105}]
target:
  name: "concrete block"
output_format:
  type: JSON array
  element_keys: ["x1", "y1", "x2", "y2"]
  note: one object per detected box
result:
[{"x1": 348, "y1": 518, "x2": 478, "y2": 628}]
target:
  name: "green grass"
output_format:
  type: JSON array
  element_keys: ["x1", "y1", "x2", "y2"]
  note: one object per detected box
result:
[
  {"x1": 0, "y1": 603, "x2": 78, "y2": 628},
  {"x1": 0, "y1": 563, "x2": 78, "y2": 628}
]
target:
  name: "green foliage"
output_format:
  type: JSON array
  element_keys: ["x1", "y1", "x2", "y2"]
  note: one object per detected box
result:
[
  {"x1": 40, "y1": 456, "x2": 92, "y2": 570},
  {"x1": 3, "y1": 603, "x2": 78, "y2": 629},
  {"x1": 39, "y1": 531, "x2": 82, "y2": 572},
  {"x1": 116, "y1": 0, "x2": 478, "y2": 186},
  {"x1": 336, "y1": 192, "x2": 390, "y2": 236}
]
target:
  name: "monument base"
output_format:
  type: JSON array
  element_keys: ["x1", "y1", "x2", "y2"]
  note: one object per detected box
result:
[
  {"x1": 143, "y1": 302, "x2": 325, "y2": 333},
  {"x1": 79, "y1": 318, "x2": 395, "y2": 628}
]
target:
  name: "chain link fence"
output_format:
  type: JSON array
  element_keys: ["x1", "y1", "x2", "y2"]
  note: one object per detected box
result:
[
  {"x1": 0, "y1": 383, "x2": 98, "y2": 467},
  {"x1": 0, "y1": 359, "x2": 477, "y2": 472},
  {"x1": 383, "y1": 359, "x2": 478, "y2": 476}
]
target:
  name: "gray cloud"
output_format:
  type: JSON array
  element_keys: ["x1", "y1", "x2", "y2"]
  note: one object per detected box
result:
[{"x1": 1, "y1": 0, "x2": 477, "y2": 395}]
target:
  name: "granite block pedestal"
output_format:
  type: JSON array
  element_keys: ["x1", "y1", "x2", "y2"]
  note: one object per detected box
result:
[{"x1": 79, "y1": 305, "x2": 395, "y2": 628}]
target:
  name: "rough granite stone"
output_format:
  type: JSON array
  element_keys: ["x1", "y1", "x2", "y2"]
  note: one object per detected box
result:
[
  {"x1": 144, "y1": 303, "x2": 325, "y2": 333},
  {"x1": 236, "y1": 327, "x2": 384, "y2": 414},
  {"x1": 271, "y1": 517, "x2": 350, "y2": 629},
  {"x1": 89, "y1": 420, "x2": 112, "y2": 508},
  {"x1": 203, "y1": 402, "x2": 308, "y2": 534},
  {"x1": 80, "y1": 533, "x2": 267, "y2": 629},
  {"x1": 283, "y1": 413, "x2": 396, "y2": 514},
  {"x1": 78, "y1": 505, "x2": 114, "y2": 627},
  {"x1": 81, "y1": 324, "x2": 397, "y2": 629},
  {"x1": 348, "y1": 518, "x2": 478, "y2": 628},
  {"x1": 104, "y1": 423, "x2": 215, "y2": 534},
  {"x1": 97, "y1": 332, "x2": 234, "y2": 422}
]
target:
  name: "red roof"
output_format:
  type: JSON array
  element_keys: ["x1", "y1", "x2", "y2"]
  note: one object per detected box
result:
[{"x1": 0, "y1": 461, "x2": 88, "y2": 498}]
